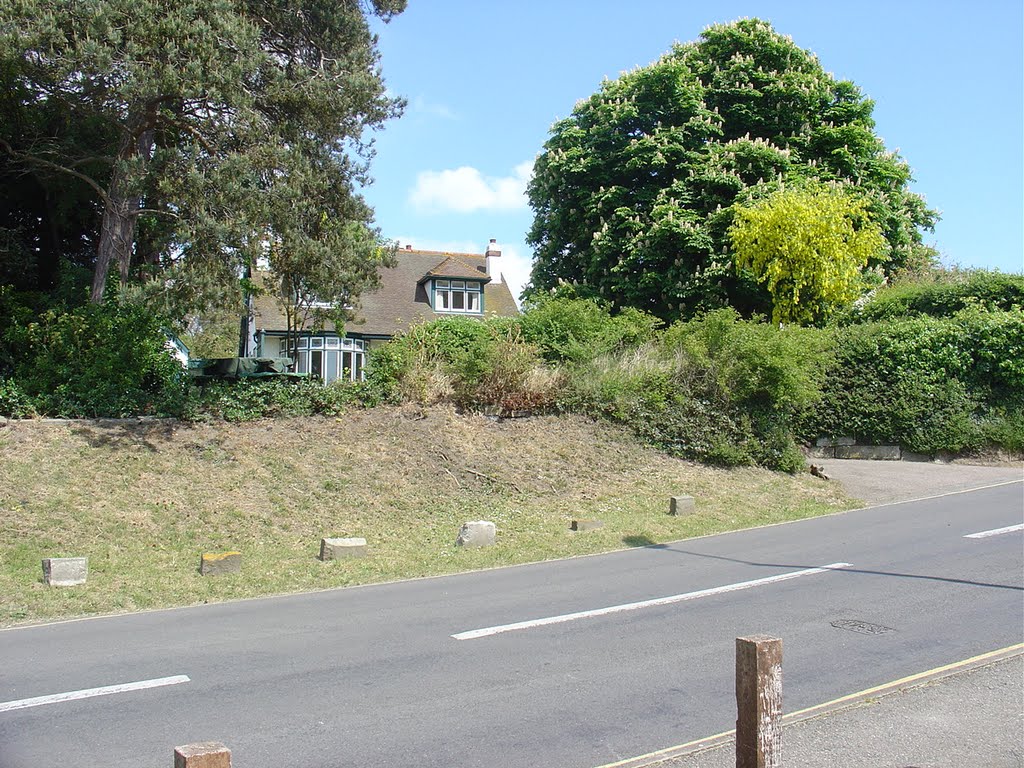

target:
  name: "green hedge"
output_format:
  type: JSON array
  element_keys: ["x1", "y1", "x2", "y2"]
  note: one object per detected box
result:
[
  {"x1": 3, "y1": 289, "x2": 1019, "y2": 463},
  {"x1": 563, "y1": 310, "x2": 830, "y2": 471},
  {"x1": 800, "y1": 307, "x2": 1024, "y2": 454},
  {"x1": 847, "y1": 270, "x2": 1024, "y2": 322}
]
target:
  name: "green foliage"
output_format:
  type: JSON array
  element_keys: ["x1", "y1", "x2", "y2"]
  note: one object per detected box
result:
[
  {"x1": 0, "y1": 378, "x2": 34, "y2": 417},
  {"x1": 565, "y1": 310, "x2": 830, "y2": 471},
  {"x1": 4, "y1": 301, "x2": 186, "y2": 417},
  {"x1": 365, "y1": 315, "x2": 562, "y2": 412},
  {"x1": 0, "y1": 0, "x2": 405, "y2": 309},
  {"x1": 730, "y1": 185, "x2": 887, "y2": 324},
  {"x1": 518, "y1": 295, "x2": 662, "y2": 364},
  {"x1": 527, "y1": 18, "x2": 935, "y2": 321},
  {"x1": 801, "y1": 308, "x2": 1024, "y2": 454},
  {"x1": 847, "y1": 269, "x2": 1024, "y2": 322},
  {"x1": 187, "y1": 378, "x2": 374, "y2": 422}
]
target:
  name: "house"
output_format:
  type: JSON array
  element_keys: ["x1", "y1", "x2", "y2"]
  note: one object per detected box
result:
[{"x1": 245, "y1": 239, "x2": 519, "y2": 383}]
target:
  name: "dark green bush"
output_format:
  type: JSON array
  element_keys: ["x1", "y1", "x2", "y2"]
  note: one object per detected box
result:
[
  {"x1": 187, "y1": 377, "x2": 373, "y2": 421},
  {"x1": 564, "y1": 310, "x2": 829, "y2": 471},
  {"x1": 801, "y1": 307, "x2": 1024, "y2": 454},
  {"x1": 3, "y1": 300, "x2": 187, "y2": 417}
]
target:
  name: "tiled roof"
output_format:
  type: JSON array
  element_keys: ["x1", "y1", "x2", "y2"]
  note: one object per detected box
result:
[
  {"x1": 421, "y1": 256, "x2": 492, "y2": 283},
  {"x1": 250, "y1": 248, "x2": 519, "y2": 339}
]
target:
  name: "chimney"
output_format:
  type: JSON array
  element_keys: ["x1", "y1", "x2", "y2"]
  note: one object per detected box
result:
[{"x1": 485, "y1": 238, "x2": 502, "y2": 283}]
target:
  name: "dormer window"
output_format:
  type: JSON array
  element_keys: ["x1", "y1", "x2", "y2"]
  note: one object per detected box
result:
[{"x1": 433, "y1": 279, "x2": 482, "y2": 314}]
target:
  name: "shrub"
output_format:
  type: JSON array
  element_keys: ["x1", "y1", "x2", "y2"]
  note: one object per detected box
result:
[
  {"x1": 0, "y1": 377, "x2": 35, "y2": 418},
  {"x1": 847, "y1": 269, "x2": 1024, "y2": 322},
  {"x1": 5, "y1": 301, "x2": 187, "y2": 417},
  {"x1": 187, "y1": 377, "x2": 372, "y2": 421},
  {"x1": 564, "y1": 309, "x2": 829, "y2": 471},
  {"x1": 519, "y1": 295, "x2": 662, "y2": 364},
  {"x1": 364, "y1": 315, "x2": 562, "y2": 412},
  {"x1": 801, "y1": 307, "x2": 1024, "y2": 454}
]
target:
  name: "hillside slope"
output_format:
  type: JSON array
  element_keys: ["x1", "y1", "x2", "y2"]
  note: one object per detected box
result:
[{"x1": 0, "y1": 408, "x2": 852, "y2": 626}]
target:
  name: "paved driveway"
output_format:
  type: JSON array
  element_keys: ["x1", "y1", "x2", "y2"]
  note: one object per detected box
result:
[{"x1": 816, "y1": 458, "x2": 1022, "y2": 505}]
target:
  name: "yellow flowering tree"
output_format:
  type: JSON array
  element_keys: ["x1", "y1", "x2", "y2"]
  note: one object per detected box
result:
[{"x1": 729, "y1": 186, "x2": 887, "y2": 325}]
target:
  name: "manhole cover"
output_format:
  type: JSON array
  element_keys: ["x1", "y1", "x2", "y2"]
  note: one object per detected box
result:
[{"x1": 830, "y1": 619, "x2": 896, "y2": 635}]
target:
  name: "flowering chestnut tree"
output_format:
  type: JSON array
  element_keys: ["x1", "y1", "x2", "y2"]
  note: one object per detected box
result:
[{"x1": 526, "y1": 18, "x2": 935, "y2": 321}]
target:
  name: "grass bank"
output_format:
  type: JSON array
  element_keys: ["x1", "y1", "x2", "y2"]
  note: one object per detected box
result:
[{"x1": 0, "y1": 407, "x2": 853, "y2": 627}]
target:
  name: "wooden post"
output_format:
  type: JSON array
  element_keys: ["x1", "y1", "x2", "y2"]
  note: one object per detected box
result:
[
  {"x1": 735, "y1": 635, "x2": 782, "y2": 768},
  {"x1": 174, "y1": 742, "x2": 231, "y2": 768}
]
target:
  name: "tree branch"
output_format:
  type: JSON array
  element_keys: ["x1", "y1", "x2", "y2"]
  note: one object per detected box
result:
[{"x1": 0, "y1": 139, "x2": 112, "y2": 208}]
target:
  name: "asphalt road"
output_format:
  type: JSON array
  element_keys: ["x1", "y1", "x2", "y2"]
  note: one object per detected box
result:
[{"x1": 1, "y1": 481, "x2": 1021, "y2": 768}]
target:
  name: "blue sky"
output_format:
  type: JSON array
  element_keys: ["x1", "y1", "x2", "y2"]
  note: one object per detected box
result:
[{"x1": 365, "y1": 1, "x2": 1023, "y2": 303}]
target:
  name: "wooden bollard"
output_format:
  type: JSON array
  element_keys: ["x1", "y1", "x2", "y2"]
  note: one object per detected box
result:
[
  {"x1": 174, "y1": 741, "x2": 231, "y2": 768},
  {"x1": 735, "y1": 635, "x2": 782, "y2": 768}
]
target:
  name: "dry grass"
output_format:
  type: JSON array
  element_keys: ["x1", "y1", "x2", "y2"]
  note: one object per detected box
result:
[{"x1": 0, "y1": 408, "x2": 853, "y2": 626}]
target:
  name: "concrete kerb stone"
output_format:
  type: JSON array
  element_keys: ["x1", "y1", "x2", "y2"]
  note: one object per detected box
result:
[
  {"x1": 669, "y1": 495, "x2": 696, "y2": 516},
  {"x1": 815, "y1": 436, "x2": 856, "y2": 447},
  {"x1": 41, "y1": 557, "x2": 88, "y2": 587},
  {"x1": 173, "y1": 741, "x2": 231, "y2": 768},
  {"x1": 590, "y1": 645, "x2": 1024, "y2": 768},
  {"x1": 456, "y1": 520, "x2": 496, "y2": 547},
  {"x1": 570, "y1": 519, "x2": 604, "y2": 532},
  {"x1": 808, "y1": 439, "x2": 949, "y2": 463},
  {"x1": 319, "y1": 537, "x2": 367, "y2": 560},
  {"x1": 199, "y1": 551, "x2": 241, "y2": 576},
  {"x1": 835, "y1": 444, "x2": 901, "y2": 460}
]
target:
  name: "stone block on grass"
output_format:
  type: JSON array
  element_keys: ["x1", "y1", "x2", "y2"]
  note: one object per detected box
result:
[
  {"x1": 669, "y1": 495, "x2": 696, "y2": 516},
  {"x1": 456, "y1": 520, "x2": 496, "y2": 548},
  {"x1": 41, "y1": 557, "x2": 88, "y2": 587},
  {"x1": 174, "y1": 741, "x2": 231, "y2": 768},
  {"x1": 200, "y1": 551, "x2": 241, "y2": 576},
  {"x1": 570, "y1": 519, "x2": 604, "y2": 532},
  {"x1": 320, "y1": 537, "x2": 367, "y2": 561}
]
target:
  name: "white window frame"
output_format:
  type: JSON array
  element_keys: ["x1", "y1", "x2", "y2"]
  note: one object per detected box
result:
[
  {"x1": 433, "y1": 279, "x2": 482, "y2": 314},
  {"x1": 289, "y1": 335, "x2": 366, "y2": 382}
]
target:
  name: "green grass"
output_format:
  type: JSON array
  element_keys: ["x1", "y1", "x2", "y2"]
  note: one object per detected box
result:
[{"x1": 0, "y1": 407, "x2": 854, "y2": 626}]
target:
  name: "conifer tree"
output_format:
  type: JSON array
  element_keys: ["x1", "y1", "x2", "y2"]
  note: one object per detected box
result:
[{"x1": 0, "y1": 0, "x2": 405, "y2": 308}]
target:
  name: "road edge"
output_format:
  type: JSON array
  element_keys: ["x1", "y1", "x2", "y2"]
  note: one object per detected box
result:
[{"x1": 592, "y1": 643, "x2": 1024, "y2": 768}]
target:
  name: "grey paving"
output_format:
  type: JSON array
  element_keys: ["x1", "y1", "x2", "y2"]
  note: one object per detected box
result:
[
  {"x1": 818, "y1": 458, "x2": 1022, "y2": 506},
  {"x1": 658, "y1": 653, "x2": 1024, "y2": 768},
  {"x1": 1, "y1": 482, "x2": 1021, "y2": 768}
]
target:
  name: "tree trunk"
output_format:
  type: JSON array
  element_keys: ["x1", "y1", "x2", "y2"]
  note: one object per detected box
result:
[{"x1": 90, "y1": 122, "x2": 156, "y2": 303}]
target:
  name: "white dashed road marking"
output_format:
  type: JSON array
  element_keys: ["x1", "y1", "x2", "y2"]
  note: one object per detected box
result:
[
  {"x1": 0, "y1": 675, "x2": 190, "y2": 713},
  {"x1": 453, "y1": 562, "x2": 852, "y2": 640},
  {"x1": 964, "y1": 523, "x2": 1024, "y2": 539}
]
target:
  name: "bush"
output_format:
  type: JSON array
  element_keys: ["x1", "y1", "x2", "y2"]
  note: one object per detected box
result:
[
  {"x1": 801, "y1": 307, "x2": 1024, "y2": 454},
  {"x1": 519, "y1": 295, "x2": 662, "y2": 364},
  {"x1": 187, "y1": 377, "x2": 372, "y2": 421},
  {"x1": 847, "y1": 269, "x2": 1024, "y2": 322},
  {"x1": 0, "y1": 377, "x2": 34, "y2": 417},
  {"x1": 4, "y1": 300, "x2": 187, "y2": 417},
  {"x1": 564, "y1": 309, "x2": 829, "y2": 471},
  {"x1": 364, "y1": 315, "x2": 562, "y2": 412}
]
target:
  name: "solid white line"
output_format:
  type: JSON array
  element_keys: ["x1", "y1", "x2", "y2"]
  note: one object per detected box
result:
[
  {"x1": 964, "y1": 523, "x2": 1024, "y2": 539},
  {"x1": 0, "y1": 675, "x2": 190, "y2": 713},
  {"x1": 452, "y1": 563, "x2": 852, "y2": 640}
]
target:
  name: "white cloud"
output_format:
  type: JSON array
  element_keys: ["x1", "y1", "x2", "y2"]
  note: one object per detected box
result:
[
  {"x1": 410, "y1": 96, "x2": 459, "y2": 121},
  {"x1": 409, "y1": 161, "x2": 533, "y2": 213}
]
